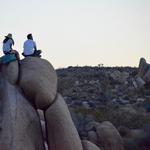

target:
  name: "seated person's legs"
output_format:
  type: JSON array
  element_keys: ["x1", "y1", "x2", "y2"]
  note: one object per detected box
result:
[
  {"x1": 3, "y1": 51, "x2": 11, "y2": 55},
  {"x1": 33, "y1": 50, "x2": 42, "y2": 57},
  {"x1": 11, "y1": 50, "x2": 20, "y2": 60},
  {"x1": 3, "y1": 50, "x2": 20, "y2": 61},
  {"x1": 22, "y1": 50, "x2": 42, "y2": 57}
]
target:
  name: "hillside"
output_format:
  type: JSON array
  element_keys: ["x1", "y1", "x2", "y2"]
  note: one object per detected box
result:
[
  {"x1": 57, "y1": 66, "x2": 142, "y2": 106},
  {"x1": 57, "y1": 66, "x2": 150, "y2": 135}
]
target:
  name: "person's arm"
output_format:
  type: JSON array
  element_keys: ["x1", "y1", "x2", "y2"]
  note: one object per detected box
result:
[
  {"x1": 11, "y1": 38, "x2": 15, "y2": 45},
  {"x1": 34, "y1": 41, "x2": 37, "y2": 51},
  {"x1": 10, "y1": 39, "x2": 14, "y2": 50}
]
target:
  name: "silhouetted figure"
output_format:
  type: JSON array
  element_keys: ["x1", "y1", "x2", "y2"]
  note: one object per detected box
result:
[{"x1": 22, "y1": 34, "x2": 42, "y2": 57}]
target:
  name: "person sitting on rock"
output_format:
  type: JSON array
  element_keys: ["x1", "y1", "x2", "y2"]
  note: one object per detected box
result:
[
  {"x1": 2, "y1": 33, "x2": 20, "y2": 60},
  {"x1": 22, "y1": 34, "x2": 42, "y2": 57}
]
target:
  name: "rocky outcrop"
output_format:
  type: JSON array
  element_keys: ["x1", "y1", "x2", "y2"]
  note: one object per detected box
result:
[
  {"x1": 137, "y1": 58, "x2": 150, "y2": 83},
  {"x1": 138, "y1": 58, "x2": 149, "y2": 77},
  {"x1": 131, "y1": 57, "x2": 150, "y2": 90},
  {"x1": 0, "y1": 58, "x2": 85, "y2": 150},
  {"x1": 82, "y1": 140, "x2": 101, "y2": 150},
  {"x1": 3, "y1": 56, "x2": 150, "y2": 150}
]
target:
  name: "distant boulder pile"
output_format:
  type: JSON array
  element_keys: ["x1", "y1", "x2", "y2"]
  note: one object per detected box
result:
[{"x1": 57, "y1": 57, "x2": 150, "y2": 150}]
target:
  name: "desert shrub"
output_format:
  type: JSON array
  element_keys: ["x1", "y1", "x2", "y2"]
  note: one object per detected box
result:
[
  {"x1": 57, "y1": 77, "x2": 75, "y2": 94},
  {"x1": 74, "y1": 104, "x2": 150, "y2": 129},
  {"x1": 75, "y1": 107, "x2": 106, "y2": 120}
]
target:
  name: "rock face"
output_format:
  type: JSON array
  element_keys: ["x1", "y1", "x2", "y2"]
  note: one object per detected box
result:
[
  {"x1": 45, "y1": 93, "x2": 83, "y2": 150},
  {"x1": 19, "y1": 57, "x2": 57, "y2": 110},
  {"x1": 82, "y1": 140, "x2": 101, "y2": 150},
  {"x1": 1, "y1": 60, "x2": 19, "y2": 84},
  {"x1": 138, "y1": 58, "x2": 149, "y2": 77},
  {"x1": 96, "y1": 121, "x2": 124, "y2": 150},
  {"x1": 137, "y1": 58, "x2": 150, "y2": 82},
  {"x1": 0, "y1": 79, "x2": 45, "y2": 150}
]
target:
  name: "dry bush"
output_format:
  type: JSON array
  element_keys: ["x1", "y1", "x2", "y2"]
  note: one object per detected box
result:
[{"x1": 75, "y1": 104, "x2": 150, "y2": 129}]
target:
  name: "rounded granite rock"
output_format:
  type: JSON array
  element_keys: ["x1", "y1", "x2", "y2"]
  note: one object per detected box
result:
[
  {"x1": 45, "y1": 93, "x2": 83, "y2": 150},
  {"x1": 19, "y1": 57, "x2": 57, "y2": 110},
  {"x1": 82, "y1": 140, "x2": 101, "y2": 150},
  {"x1": 96, "y1": 121, "x2": 124, "y2": 150},
  {"x1": 0, "y1": 79, "x2": 45, "y2": 150}
]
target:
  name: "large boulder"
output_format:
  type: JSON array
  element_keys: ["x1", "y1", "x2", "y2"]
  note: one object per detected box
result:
[
  {"x1": 45, "y1": 93, "x2": 83, "y2": 150},
  {"x1": 19, "y1": 57, "x2": 57, "y2": 110},
  {"x1": 96, "y1": 121, "x2": 124, "y2": 150},
  {"x1": 0, "y1": 79, "x2": 45, "y2": 150},
  {"x1": 82, "y1": 140, "x2": 101, "y2": 150}
]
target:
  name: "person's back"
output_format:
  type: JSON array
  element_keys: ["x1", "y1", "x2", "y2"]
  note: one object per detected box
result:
[
  {"x1": 1, "y1": 33, "x2": 20, "y2": 60},
  {"x1": 3, "y1": 39, "x2": 13, "y2": 53},
  {"x1": 22, "y1": 34, "x2": 41, "y2": 57},
  {"x1": 23, "y1": 39, "x2": 36, "y2": 55},
  {"x1": 2, "y1": 34, "x2": 14, "y2": 54}
]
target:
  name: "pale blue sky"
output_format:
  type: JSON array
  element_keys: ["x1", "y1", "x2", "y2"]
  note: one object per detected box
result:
[{"x1": 0, "y1": 0, "x2": 150, "y2": 68}]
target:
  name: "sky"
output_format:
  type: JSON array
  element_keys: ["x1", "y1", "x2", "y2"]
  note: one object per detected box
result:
[{"x1": 0, "y1": 0, "x2": 150, "y2": 68}]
